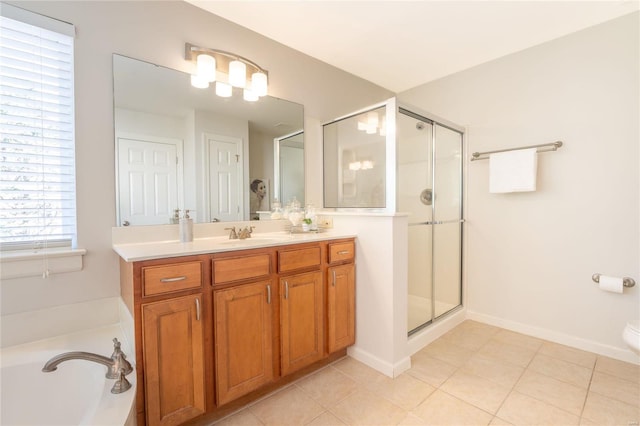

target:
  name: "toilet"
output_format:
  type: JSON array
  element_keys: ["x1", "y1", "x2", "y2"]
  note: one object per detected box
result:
[{"x1": 623, "y1": 320, "x2": 640, "y2": 355}]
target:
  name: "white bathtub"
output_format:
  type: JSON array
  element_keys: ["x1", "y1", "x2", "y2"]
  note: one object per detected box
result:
[{"x1": 0, "y1": 324, "x2": 136, "y2": 426}]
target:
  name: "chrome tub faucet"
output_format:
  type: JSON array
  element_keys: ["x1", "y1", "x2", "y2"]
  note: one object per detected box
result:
[{"x1": 42, "y1": 338, "x2": 133, "y2": 394}]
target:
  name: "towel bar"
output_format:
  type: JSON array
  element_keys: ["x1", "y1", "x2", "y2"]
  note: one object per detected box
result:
[{"x1": 471, "y1": 141, "x2": 563, "y2": 161}]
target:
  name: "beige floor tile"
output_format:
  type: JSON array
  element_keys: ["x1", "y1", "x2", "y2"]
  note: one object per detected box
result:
[
  {"x1": 329, "y1": 389, "x2": 407, "y2": 426},
  {"x1": 477, "y1": 339, "x2": 536, "y2": 368},
  {"x1": 538, "y1": 342, "x2": 596, "y2": 369},
  {"x1": 441, "y1": 322, "x2": 499, "y2": 351},
  {"x1": 407, "y1": 352, "x2": 458, "y2": 387},
  {"x1": 249, "y1": 386, "x2": 324, "y2": 426},
  {"x1": 489, "y1": 417, "x2": 513, "y2": 425},
  {"x1": 589, "y1": 371, "x2": 640, "y2": 407},
  {"x1": 514, "y1": 370, "x2": 587, "y2": 416},
  {"x1": 527, "y1": 353, "x2": 592, "y2": 388},
  {"x1": 456, "y1": 320, "x2": 501, "y2": 335},
  {"x1": 496, "y1": 391, "x2": 580, "y2": 425},
  {"x1": 421, "y1": 338, "x2": 476, "y2": 367},
  {"x1": 440, "y1": 370, "x2": 511, "y2": 414},
  {"x1": 581, "y1": 391, "x2": 640, "y2": 425},
  {"x1": 492, "y1": 329, "x2": 543, "y2": 352},
  {"x1": 412, "y1": 390, "x2": 493, "y2": 426},
  {"x1": 367, "y1": 372, "x2": 436, "y2": 410},
  {"x1": 305, "y1": 411, "x2": 346, "y2": 426},
  {"x1": 461, "y1": 353, "x2": 524, "y2": 388},
  {"x1": 578, "y1": 417, "x2": 600, "y2": 425},
  {"x1": 595, "y1": 355, "x2": 640, "y2": 384},
  {"x1": 397, "y1": 413, "x2": 428, "y2": 425},
  {"x1": 214, "y1": 409, "x2": 264, "y2": 425},
  {"x1": 332, "y1": 357, "x2": 387, "y2": 385},
  {"x1": 297, "y1": 366, "x2": 359, "y2": 408}
]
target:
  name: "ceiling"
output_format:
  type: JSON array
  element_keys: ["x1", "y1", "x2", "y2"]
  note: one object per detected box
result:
[{"x1": 185, "y1": 0, "x2": 639, "y2": 93}]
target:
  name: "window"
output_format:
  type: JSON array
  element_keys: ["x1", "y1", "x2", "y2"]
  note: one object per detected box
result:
[{"x1": 0, "y1": 5, "x2": 76, "y2": 250}]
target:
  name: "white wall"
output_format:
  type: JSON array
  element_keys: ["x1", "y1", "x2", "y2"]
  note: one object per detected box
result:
[
  {"x1": 0, "y1": 1, "x2": 392, "y2": 316},
  {"x1": 400, "y1": 12, "x2": 639, "y2": 359}
]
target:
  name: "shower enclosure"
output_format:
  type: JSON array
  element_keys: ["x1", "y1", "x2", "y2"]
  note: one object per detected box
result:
[
  {"x1": 397, "y1": 107, "x2": 463, "y2": 334},
  {"x1": 323, "y1": 99, "x2": 463, "y2": 336}
]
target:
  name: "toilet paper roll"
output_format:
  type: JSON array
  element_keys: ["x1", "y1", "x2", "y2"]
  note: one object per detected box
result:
[{"x1": 599, "y1": 275, "x2": 624, "y2": 294}]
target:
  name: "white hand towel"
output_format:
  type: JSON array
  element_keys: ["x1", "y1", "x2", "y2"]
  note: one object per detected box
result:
[{"x1": 489, "y1": 148, "x2": 537, "y2": 193}]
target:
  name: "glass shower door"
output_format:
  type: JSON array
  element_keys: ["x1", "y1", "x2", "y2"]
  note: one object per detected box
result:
[
  {"x1": 432, "y1": 124, "x2": 463, "y2": 318},
  {"x1": 397, "y1": 112, "x2": 434, "y2": 333}
]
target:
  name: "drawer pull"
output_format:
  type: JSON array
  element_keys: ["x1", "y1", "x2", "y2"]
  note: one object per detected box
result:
[
  {"x1": 159, "y1": 276, "x2": 187, "y2": 283},
  {"x1": 332, "y1": 270, "x2": 336, "y2": 287},
  {"x1": 267, "y1": 284, "x2": 271, "y2": 304},
  {"x1": 195, "y1": 297, "x2": 201, "y2": 321},
  {"x1": 337, "y1": 250, "x2": 350, "y2": 255},
  {"x1": 284, "y1": 281, "x2": 289, "y2": 300}
]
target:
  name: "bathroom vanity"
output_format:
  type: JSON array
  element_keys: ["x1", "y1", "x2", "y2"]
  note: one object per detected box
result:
[{"x1": 114, "y1": 233, "x2": 355, "y2": 426}]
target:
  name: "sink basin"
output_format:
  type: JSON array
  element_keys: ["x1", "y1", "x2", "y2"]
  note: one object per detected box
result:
[{"x1": 217, "y1": 236, "x2": 291, "y2": 245}]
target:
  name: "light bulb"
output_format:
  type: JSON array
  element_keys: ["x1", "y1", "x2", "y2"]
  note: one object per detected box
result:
[
  {"x1": 215, "y1": 81, "x2": 232, "y2": 97},
  {"x1": 243, "y1": 88, "x2": 258, "y2": 102},
  {"x1": 367, "y1": 111, "x2": 379, "y2": 127},
  {"x1": 251, "y1": 72, "x2": 268, "y2": 97},
  {"x1": 229, "y1": 60, "x2": 246, "y2": 88},
  {"x1": 196, "y1": 54, "x2": 216, "y2": 82},
  {"x1": 190, "y1": 74, "x2": 209, "y2": 89}
]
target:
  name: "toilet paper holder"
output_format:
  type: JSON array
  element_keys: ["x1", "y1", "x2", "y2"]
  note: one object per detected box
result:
[{"x1": 592, "y1": 273, "x2": 636, "y2": 288}]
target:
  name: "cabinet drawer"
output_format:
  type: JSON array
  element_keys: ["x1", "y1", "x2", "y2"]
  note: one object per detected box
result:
[
  {"x1": 213, "y1": 254, "x2": 271, "y2": 284},
  {"x1": 328, "y1": 241, "x2": 355, "y2": 264},
  {"x1": 278, "y1": 246, "x2": 321, "y2": 273},
  {"x1": 143, "y1": 262, "x2": 203, "y2": 297}
]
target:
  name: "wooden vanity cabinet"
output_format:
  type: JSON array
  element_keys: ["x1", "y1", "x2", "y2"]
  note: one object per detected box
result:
[
  {"x1": 120, "y1": 238, "x2": 355, "y2": 425},
  {"x1": 142, "y1": 294, "x2": 206, "y2": 426},
  {"x1": 212, "y1": 250, "x2": 275, "y2": 406},
  {"x1": 120, "y1": 255, "x2": 211, "y2": 426},
  {"x1": 277, "y1": 244, "x2": 324, "y2": 376},
  {"x1": 327, "y1": 241, "x2": 356, "y2": 353}
]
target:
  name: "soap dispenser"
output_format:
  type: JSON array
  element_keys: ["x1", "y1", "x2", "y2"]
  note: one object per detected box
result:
[{"x1": 179, "y1": 210, "x2": 193, "y2": 243}]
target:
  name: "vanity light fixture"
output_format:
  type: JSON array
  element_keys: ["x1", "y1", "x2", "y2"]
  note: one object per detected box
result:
[
  {"x1": 186, "y1": 43, "x2": 269, "y2": 101},
  {"x1": 356, "y1": 111, "x2": 386, "y2": 136}
]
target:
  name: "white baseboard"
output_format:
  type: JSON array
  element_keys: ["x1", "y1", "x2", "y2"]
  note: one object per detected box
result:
[
  {"x1": 467, "y1": 310, "x2": 640, "y2": 365},
  {"x1": 407, "y1": 308, "x2": 466, "y2": 356},
  {"x1": 347, "y1": 346, "x2": 411, "y2": 378}
]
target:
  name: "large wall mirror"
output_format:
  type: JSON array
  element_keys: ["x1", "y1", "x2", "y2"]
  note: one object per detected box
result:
[{"x1": 113, "y1": 54, "x2": 304, "y2": 226}]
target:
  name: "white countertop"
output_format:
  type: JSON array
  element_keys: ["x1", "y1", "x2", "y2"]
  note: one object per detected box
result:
[{"x1": 113, "y1": 231, "x2": 356, "y2": 262}]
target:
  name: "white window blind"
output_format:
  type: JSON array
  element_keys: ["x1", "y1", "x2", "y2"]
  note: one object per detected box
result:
[{"x1": 0, "y1": 6, "x2": 76, "y2": 250}]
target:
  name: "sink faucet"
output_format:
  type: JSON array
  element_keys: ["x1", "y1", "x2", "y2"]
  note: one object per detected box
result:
[
  {"x1": 224, "y1": 226, "x2": 238, "y2": 239},
  {"x1": 238, "y1": 226, "x2": 255, "y2": 240},
  {"x1": 42, "y1": 338, "x2": 133, "y2": 393}
]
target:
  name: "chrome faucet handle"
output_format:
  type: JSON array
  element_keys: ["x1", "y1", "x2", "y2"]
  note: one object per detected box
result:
[
  {"x1": 110, "y1": 338, "x2": 123, "y2": 358},
  {"x1": 111, "y1": 368, "x2": 132, "y2": 394},
  {"x1": 108, "y1": 351, "x2": 133, "y2": 379},
  {"x1": 224, "y1": 226, "x2": 238, "y2": 239}
]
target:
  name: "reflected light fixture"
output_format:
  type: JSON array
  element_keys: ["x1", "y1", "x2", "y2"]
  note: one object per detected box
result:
[
  {"x1": 215, "y1": 81, "x2": 232, "y2": 98},
  {"x1": 357, "y1": 110, "x2": 386, "y2": 136},
  {"x1": 186, "y1": 42, "x2": 268, "y2": 100}
]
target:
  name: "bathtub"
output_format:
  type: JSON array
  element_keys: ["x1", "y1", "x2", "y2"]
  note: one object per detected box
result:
[{"x1": 0, "y1": 323, "x2": 136, "y2": 426}]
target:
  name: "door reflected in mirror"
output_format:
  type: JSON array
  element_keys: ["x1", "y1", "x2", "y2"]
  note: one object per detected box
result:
[{"x1": 113, "y1": 54, "x2": 304, "y2": 226}]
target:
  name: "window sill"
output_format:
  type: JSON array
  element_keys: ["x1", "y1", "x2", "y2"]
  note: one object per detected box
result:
[{"x1": 0, "y1": 248, "x2": 87, "y2": 280}]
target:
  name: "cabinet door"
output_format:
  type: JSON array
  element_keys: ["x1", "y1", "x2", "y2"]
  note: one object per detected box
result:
[
  {"x1": 280, "y1": 271, "x2": 323, "y2": 376},
  {"x1": 142, "y1": 294, "x2": 205, "y2": 426},
  {"x1": 214, "y1": 281, "x2": 274, "y2": 405},
  {"x1": 327, "y1": 264, "x2": 355, "y2": 353}
]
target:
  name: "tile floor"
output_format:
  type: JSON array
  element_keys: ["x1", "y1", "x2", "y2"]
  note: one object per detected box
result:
[{"x1": 213, "y1": 320, "x2": 640, "y2": 425}]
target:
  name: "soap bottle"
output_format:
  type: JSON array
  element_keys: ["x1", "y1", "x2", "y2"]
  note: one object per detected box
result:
[{"x1": 179, "y1": 210, "x2": 193, "y2": 243}]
